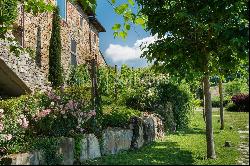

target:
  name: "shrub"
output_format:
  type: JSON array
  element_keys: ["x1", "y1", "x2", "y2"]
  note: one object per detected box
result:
[
  {"x1": 231, "y1": 94, "x2": 249, "y2": 112},
  {"x1": 30, "y1": 137, "x2": 63, "y2": 165},
  {"x1": 0, "y1": 94, "x2": 43, "y2": 154},
  {"x1": 0, "y1": 85, "x2": 95, "y2": 154},
  {"x1": 102, "y1": 105, "x2": 141, "y2": 129},
  {"x1": 124, "y1": 77, "x2": 195, "y2": 131},
  {"x1": 28, "y1": 86, "x2": 94, "y2": 136},
  {"x1": 211, "y1": 96, "x2": 230, "y2": 107},
  {"x1": 224, "y1": 79, "x2": 249, "y2": 99},
  {"x1": 67, "y1": 64, "x2": 91, "y2": 86},
  {"x1": 225, "y1": 102, "x2": 238, "y2": 112}
]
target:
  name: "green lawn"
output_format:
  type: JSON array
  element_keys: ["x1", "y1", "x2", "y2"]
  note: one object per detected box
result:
[{"x1": 82, "y1": 109, "x2": 249, "y2": 165}]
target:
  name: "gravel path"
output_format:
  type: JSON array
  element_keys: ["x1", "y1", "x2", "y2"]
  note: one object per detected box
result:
[{"x1": 237, "y1": 125, "x2": 249, "y2": 165}]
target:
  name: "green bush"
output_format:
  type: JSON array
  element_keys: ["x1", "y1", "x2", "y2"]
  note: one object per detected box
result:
[
  {"x1": 224, "y1": 79, "x2": 249, "y2": 99},
  {"x1": 124, "y1": 77, "x2": 195, "y2": 131},
  {"x1": 211, "y1": 96, "x2": 230, "y2": 107},
  {"x1": 225, "y1": 102, "x2": 238, "y2": 112},
  {"x1": 0, "y1": 94, "x2": 43, "y2": 154},
  {"x1": 31, "y1": 137, "x2": 63, "y2": 165},
  {"x1": 67, "y1": 65, "x2": 91, "y2": 86},
  {"x1": 102, "y1": 105, "x2": 141, "y2": 129}
]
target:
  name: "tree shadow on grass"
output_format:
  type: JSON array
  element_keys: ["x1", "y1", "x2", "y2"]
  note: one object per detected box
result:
[
  {"x1": 83, "y1": 141, "x2": 195, "y2": 165},
  {"x1": 172, "y1": 127, "x2": 220, "y2": 136}
]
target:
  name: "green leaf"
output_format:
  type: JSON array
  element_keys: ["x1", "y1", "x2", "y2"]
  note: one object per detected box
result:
[
  {"x1": 112, "y1": 24, "x2": 121, "y2": 31},
  {"x1": 111, "y1": 0, "x2": 116, "y2": 4},
  {"x1": 113, "y1": 32, "x2": 119, "y2": 38},
  {"x1": 123, "y1": 10, "x2": 134, "y2": 22},
  {"x1": 128, "y1": 0, "x2": 135, "y2": 6},
  {"x1": 135, "y1": 17, "x2": 145, "y2": 25},
  {"x1": 119, "y1": 31, "x2": 128, "y2": 39},
  {"x1": 124, "y1": 24, "x2": 131, "y2": 31},
  {"x1": 115, "y1": 4, "x2": 129, "y2": 15}
]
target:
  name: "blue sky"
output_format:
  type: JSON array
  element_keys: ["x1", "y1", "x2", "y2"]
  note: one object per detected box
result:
[{"x1": 95, "y1": 0, "x2": 152, "y2": 68}]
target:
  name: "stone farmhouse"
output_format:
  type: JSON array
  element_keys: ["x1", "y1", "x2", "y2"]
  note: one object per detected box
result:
[{"x1": 0, "y1": 0, "x2": 106, "y2": 97}]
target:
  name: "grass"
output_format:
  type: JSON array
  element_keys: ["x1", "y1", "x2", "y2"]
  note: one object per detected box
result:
[{"x1": 82, "y1": 108, "x2": 249, "y2": 165}]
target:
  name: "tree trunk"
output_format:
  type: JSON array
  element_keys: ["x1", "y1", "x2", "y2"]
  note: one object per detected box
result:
[
  {"x1": 203, "y1": 71, "x2": 216, "y2": 159},
  {"x1": 202, "y1": 81, "x2": 206, "y2": 122},
  {"x1": 218, "y1": 78, "x2": 224, "y2": 130}
]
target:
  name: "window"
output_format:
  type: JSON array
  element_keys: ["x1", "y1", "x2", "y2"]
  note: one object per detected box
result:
[
  {"x1": 70, "y1": 39, "x2": 77, "y2": 66},
  {"x1": 94, "y1": 34, "x2": 97, "y2": 44},
  {"x1": 35, "y1": 26, "x2": 42, "y2": 67},
  {"x1": 80, "y1": 16, "x2": 83, "y2": 27},
  {"x1": 56, "y1": 0, "x2": 66, "y2": 20}
]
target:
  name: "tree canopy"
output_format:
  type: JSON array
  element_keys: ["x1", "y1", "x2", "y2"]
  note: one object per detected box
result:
[{"x1": 135, "y1": 0, "x2": 248, "y2": 81}]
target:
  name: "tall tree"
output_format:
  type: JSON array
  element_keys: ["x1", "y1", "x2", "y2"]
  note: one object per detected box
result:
[
  {"x1": 218, "y1": 77, "x2": 224, "y2": 129},
  {"x1": 214, "y1": 61, "x2": 248, "y2": 130},
  {"x1": 135, "y1": 0, "x2": 248, "y2": 159},
  {"x1": 48, "y1": 7, "x2": 63, "y2": 88}
]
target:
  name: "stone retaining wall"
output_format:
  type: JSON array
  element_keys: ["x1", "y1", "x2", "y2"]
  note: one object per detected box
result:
[
  {"x1": 101, "y1": 128, "x2": 133, "y2": 155},
  {"x1": 0, "y1": 113, "x2": 164, "y2": 165},
  {"x1": 0, "y1": 45, "x2": 50, "y2": 93}
]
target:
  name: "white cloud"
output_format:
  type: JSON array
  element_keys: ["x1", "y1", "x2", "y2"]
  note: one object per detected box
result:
[
  {"x1": 104, "y1": 34, "x2": 165, "y2": 63},
  {"x1": 105, "y1": 44, "x2": 141, "y2": 62}
]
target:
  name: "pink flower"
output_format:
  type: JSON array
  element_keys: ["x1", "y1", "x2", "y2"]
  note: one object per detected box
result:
[
  {"x1": 17, "y1": 116, "x2": 29, "y2": 129},
  {"x1": 74, "y1": 102, "x2": 79, "y2": 109},
  {"x1": 17, "y1": 119, "x2": 22, "y2": 125},
  {"x1": 5, "y1": 134, "x2": 12, "y2": 141},
  {"x1": 88, "y1": 110, "x2": 96, "y2": 116},
  {"x1": 21, "y1": 118, "x2": 29, "y2": 129},
  {"x1": 0, "y1": 123, "x2": 4, "y2": 132},
  {"x1": 47, "y1": 91, "x2": 60, "y2": 101},
  {"x1": 65, "y1": 100, "x2": 74, "y2": 110},
  {"x1": 0, "y1": 113, "x2": 4, "y2": 119},
  {"x1": 56, "y1": 96, "x2": 61, "y2": 100},
  {"x1": 36, "y1": 109, "x2": 52, "y2": 119}
]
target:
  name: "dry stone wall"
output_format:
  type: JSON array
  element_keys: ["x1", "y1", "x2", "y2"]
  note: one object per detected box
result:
[
  {"x1": 0, "y1": 113, "x2": 164, "y2": 165},
  {"x1": 101, "y1": 128, "x2": 133, "y2": 155}
]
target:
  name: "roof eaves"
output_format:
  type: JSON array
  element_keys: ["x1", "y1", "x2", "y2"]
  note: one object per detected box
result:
[{"x1": 88, "y1": 16, "x2": 106, "y2": 32}]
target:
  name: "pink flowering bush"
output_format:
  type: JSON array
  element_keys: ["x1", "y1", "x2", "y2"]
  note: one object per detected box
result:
[
  {"x1": 0, "y1": 85, "x2": 94, "y2": 154},
  {"x1": 27, "y1": 86, "x2": 95, "y2": 137}
]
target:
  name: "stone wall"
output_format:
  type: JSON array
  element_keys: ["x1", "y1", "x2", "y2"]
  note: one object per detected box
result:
[
  {"x1": 15, "y1": 0, "x2": 106, "y2": 77},
  {"x1": 102, "y1": 128, "x2": 133, "y2": 155},
  {"x1": 0, "y1": 113, "x2": 164, "y2": 165},
  {"x1": 0, "y1": 44, "x2": 49, "y2": 93}
]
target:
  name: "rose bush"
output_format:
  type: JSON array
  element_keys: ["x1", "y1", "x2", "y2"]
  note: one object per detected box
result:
[{"x1": 0, "y1": 85, "x2": 94, "y2": 154}]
